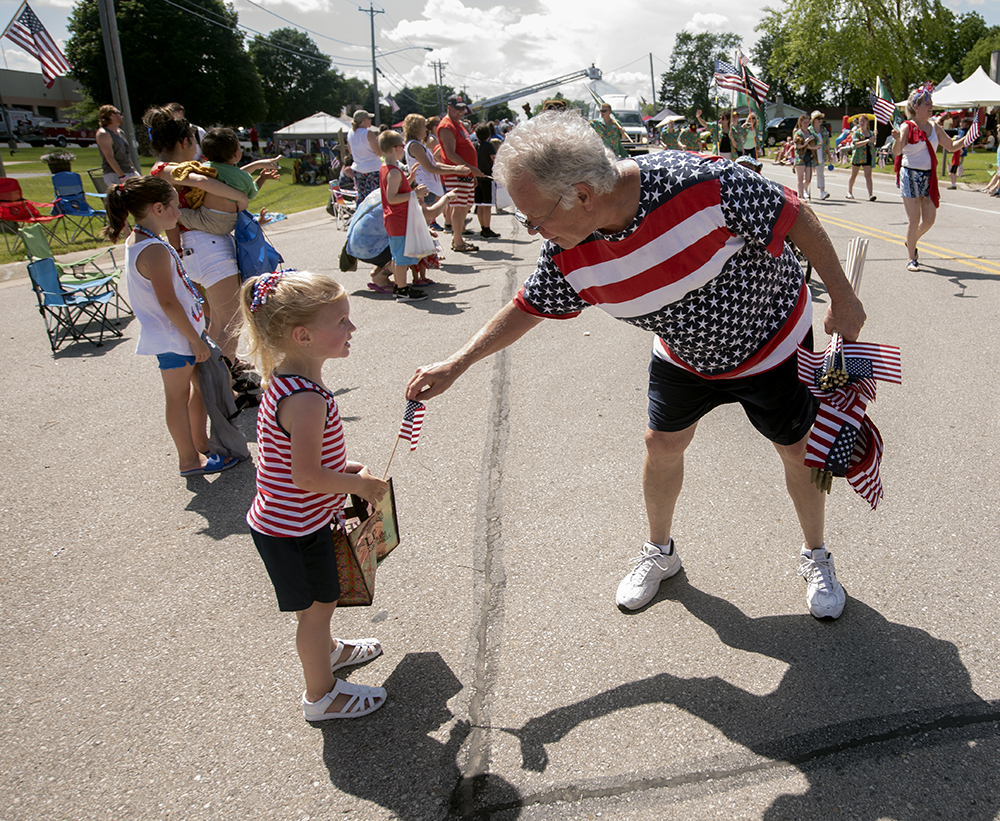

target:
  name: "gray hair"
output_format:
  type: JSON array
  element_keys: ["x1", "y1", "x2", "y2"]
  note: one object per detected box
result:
[{"x1": 493, "y1": 111, "x2": 619, "y2": 208}]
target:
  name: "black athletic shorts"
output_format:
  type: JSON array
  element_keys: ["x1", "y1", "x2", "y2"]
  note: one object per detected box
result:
[
  {"x1": 251, "y1": 524, "x2": 342, "y2": 611},
  {"x1": 647, "y1": 330, "x2": 818, "y2": 446}
]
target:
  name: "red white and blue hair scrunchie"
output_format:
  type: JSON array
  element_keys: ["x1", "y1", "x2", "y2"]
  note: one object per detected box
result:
[{"x1": 250, "y1": 271, "x2": 286, "y2": 313}]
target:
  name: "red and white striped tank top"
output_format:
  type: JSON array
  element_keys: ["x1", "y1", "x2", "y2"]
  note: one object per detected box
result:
[{"x1": 247, "y1": 374, "x2": 348, "y2": 537}]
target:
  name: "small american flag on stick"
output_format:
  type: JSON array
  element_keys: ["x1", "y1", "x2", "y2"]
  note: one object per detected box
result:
[
  {"x1": 398, "y1": 400, "x2": 425, "y2": 451},
  {"x1": 964, "y1": 109, "x2": 981, "y2": 148}
]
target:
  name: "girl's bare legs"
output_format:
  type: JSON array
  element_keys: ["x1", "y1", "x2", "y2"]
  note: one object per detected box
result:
[
  {"x1": 902, "y1": 195, "x2": 936, "y2": 261},
  {"x1": 298, "y1": 601, "x2": 337, "y2": 705},
  {"x1": 298, "y1": 602, "x2": 385, "y2": 715},
  {"x1": 188, "y1": 372, "x2": 210, "y2": 454},
  {"x1": 161, "y1": 364, "x2": 206, "y2": 473},
  {"x1": 848, "y1": 165, "x2": 859, "y2": 197},
  {"x1": 863, "y1": 166, "x2": 874, "y2": 199},
  {"x1": 204, "y1": 275, "x2": 242, "y2": 362}
]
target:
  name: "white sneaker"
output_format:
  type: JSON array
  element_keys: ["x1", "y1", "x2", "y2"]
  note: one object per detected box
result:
[
  {"x1": 616, "y1": 540, "x2": 681, "y2": 610},
  {"x1": 798, "y1": 546, "x2": 845, "y2": 619}
]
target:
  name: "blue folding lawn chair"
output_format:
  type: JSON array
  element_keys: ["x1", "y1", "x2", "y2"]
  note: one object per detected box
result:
[
  {"x1": 52, "y1": 171, "x2": 107, "y2": 242},
  {"x1": 27, "y1": 257, "x2": 122, "y2": 353}
]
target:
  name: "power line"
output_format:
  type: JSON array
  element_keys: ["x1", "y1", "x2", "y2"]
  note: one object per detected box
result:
[
  {"x1": 241, "y1": 0, "x2": 367, "y2": 49},
  {"x1": 160, "y1": 0, "x2": 371, "y2": 68}
]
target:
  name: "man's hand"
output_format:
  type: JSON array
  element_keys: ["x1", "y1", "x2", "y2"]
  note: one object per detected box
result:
[
  {"x1": 824, "y1": 293, "x2": 866, "y2": 342},
  {"x1": 406, "y1": 360, "x2": 462, "y2": 402}
]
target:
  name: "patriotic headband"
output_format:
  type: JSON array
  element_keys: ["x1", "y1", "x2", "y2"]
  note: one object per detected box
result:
[
  {"x1": 250, "y1": 271, "x2": 286, "y2": 312},
  {"x1": 912, "y1": 81, "x2": 934, "y2": 105}
]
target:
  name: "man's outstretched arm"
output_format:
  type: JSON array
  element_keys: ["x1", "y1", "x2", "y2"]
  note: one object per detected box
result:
[{"x1": 406, "y1": 302, "x2": 544, "y2": 401}]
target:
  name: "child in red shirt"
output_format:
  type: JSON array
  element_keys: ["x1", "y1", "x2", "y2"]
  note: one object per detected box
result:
[{"x1": 378, "y1": 129, "x2": 428, "y2": 303}]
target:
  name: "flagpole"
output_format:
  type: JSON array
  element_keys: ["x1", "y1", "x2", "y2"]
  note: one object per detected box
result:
[{"x1": 383, "y1": 438, "x2": 400, "y2": 481}]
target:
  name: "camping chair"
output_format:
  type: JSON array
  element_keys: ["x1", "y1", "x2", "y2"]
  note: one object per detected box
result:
[
  {"x1": 0, "y1": 178, "x2": 65, "y2": 253},
  {"x1": 51, "y1": 171, "x2": 107, "y2": 242},
  {"x1": 27, "y1": 257, "x2": 122, "y2": 353},
  {"x1": 328, "y1": 182, "x2": 357, "y2": 230},
  {"x1": 86, "y1": 167, "x2": 108, "y2": 194},
  {"x1": 17, "y1": 223, "x2": 132, "y2": 320}
]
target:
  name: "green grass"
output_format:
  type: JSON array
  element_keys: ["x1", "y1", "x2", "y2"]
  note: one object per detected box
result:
[{"x1": 0, "y1": 148, "x2": 330, "y2": 265}]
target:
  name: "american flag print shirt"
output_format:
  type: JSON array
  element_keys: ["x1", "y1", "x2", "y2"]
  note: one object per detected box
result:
[{"x1": 513, "y1": 152, "x2": 809, "y2": 378}]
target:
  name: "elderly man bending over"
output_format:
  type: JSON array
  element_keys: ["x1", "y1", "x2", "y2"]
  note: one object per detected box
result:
[{"x1": 406, "y1": 112, "x2": 866, "y2": 619}]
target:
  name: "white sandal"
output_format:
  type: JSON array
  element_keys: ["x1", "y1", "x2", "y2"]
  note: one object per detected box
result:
[
  {"x1": 302, "y1": 679, "x2": 387, "y2": 721},
  {"x1": 330, "y1": 637, "x2": 382, "y2": 673}
]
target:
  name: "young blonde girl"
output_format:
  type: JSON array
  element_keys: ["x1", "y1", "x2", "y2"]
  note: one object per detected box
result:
[
  {"x1": 241, "y1": 271, "x2": 389, "y2": 721},
  {"x1": 105, "y1": 176, "x2": 239, "y2": 477}
]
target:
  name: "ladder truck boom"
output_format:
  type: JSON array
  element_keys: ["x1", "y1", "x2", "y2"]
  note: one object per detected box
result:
[{"x1": 470, "y1": 65, "x2": 602, "y2": 112}]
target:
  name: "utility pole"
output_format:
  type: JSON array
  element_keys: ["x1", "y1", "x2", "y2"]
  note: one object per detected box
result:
[
  {"x1": 649, "y1": 53, "x2": 657, "y2": 109},
  {"x1": 97, "y1": 0, "x2": 141, "y2": 173},
  {"x1": 359, "y1": 3, "x2": 385, "y2": 126},
  {"x1": 433, "y1": 60, "x2": 447, "y2": 115}
]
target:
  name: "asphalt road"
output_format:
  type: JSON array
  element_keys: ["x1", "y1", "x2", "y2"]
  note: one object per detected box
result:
[{"x1": 2, "y1": 162, "x2": 999, "y2": 820}]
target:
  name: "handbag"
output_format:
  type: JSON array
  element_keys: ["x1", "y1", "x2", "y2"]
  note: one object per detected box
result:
[
  {"x1": 403, "y1": 192, "x2": 436, "y2": 258},
  {"x1": 333, "y1": 478, "x2": 400, "y2": 607}
]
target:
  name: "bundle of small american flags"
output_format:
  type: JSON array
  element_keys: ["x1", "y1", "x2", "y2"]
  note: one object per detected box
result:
[{"x1": 797, "y1": 239, "x2": 902, "y2": 510}]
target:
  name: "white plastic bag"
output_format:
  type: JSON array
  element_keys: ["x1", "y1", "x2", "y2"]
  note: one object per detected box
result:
[
  {"x1": 493, "y1": 181, "x2": 512, "y2": 210},
  {"x1": 403, "y1": 192, "x2": 436, "y2": 258}
]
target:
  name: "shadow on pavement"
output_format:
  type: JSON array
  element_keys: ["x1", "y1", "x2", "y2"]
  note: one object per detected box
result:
[
  {"x1": 492, "y1": 572, "x2": 1000, "y2": 819},
  {"x1": 318, "y1": 652, "x2": 521, "y2": 820},
  {"x1": 920, "y1": 260, "x2": 1000, "y2": 298}
]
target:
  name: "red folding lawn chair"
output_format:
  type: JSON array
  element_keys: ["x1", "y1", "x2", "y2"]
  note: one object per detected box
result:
[{"x1": 0, "y1": 177, "x2": 65, "y2": 253}]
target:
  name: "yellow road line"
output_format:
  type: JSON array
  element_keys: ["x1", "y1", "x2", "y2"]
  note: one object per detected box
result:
[{"x1": 815, "y1": 213, "x2": 1000, "y2": 276}]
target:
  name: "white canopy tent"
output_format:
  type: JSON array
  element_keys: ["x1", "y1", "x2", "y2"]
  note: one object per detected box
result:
[
  {"x1": 273, "y1": 112, "x2": 353, "y2": 139},
  {"x1": 649, "y1": 106, "x2": 683, "y2": 124},
  {"x1": 931, "y1": 67, "x2": 1000, "y2": 107}
]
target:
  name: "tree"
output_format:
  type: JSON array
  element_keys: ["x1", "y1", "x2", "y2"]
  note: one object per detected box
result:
[
  {"x1": 390, "y1": 84, "x2": 448, "y2": 120},
  {"x1": 65, "y1": 0, "x2": 265, "y2": 127},
  {"x1": 249, "y1": 29, "x2": 347, "y2": 124},
  {"x1": 659, "y1": 31, "x2": 742, "y2": 119},
  {"x1": 962, "y1": 31, "x2": 1000, "y2": 79},
  {"x1": 750, "y1": 21, "x2": 825, "y2": 109},
  {"x1": 756, "y1": 0, "x2": 954, "y2": 102}
]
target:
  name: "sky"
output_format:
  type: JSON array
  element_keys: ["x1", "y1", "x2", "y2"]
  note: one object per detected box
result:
[{"x1": 1, "y1": 0, "x2": 999, "y2": 115}]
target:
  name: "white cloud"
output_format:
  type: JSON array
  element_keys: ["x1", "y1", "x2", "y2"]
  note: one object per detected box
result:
[{"x1": 685, "y1": 13, "x2": 731, "y2": 34}]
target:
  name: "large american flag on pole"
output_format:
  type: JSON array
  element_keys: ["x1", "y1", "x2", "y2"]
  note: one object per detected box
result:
[
  {"x1": 714, "y1": 59, "x2": 746, "y2": 94},
  {"x1": 737, "y1": 50, "x2": 770, "y2": 105},
  {"x1": 2, "y1": 2, "x2": 71, "y2": 88}
]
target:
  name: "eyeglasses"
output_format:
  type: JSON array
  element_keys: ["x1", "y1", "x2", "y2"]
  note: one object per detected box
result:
[{"x1": 513, "y1": 195, "x2": 562, "y2": 232}]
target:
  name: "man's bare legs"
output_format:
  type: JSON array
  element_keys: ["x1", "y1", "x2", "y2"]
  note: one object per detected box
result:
[
  {"x1": 773, "y1": 431, "x2": 825, "y2": 549},
  {"x1": 643, "y1": 425, "x2": 697, "y2": 545}
]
